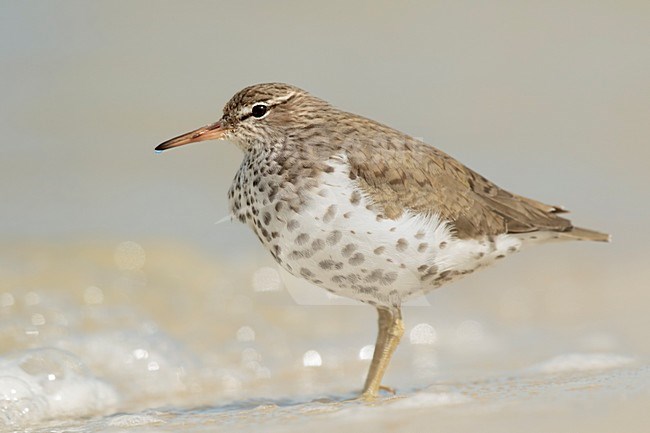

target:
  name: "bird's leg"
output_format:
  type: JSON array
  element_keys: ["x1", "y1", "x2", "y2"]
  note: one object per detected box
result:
[{"x1": 361, "y1": 307, "x2": 404, "y2": 400}]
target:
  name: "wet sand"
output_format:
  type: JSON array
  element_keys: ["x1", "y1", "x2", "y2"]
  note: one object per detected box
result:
[{"x1": 1, "y1": 241, "x2": 647, "y2": 432}]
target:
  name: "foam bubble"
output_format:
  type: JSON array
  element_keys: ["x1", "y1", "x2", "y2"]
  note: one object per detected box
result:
[
  {"x1": 303, "y1": 350, "x2": 322, "y2": 367},
  {"x1": 30, "y1": 314, "x2": 46, "y2": 326},
  {"x1": 58, "y1": 330, "x2": 197, "y2": 398},
  {"x1": 358, "y1": 345, "x2": 374, "y2": 360},
  {"x1": 0, "y1": 348, "x2": 118, "y2": 425},
  {"x1": 0, "y1": 375, "x2": 45, "y2": 425},
  {"x1": 409, "y1": 323, "x2": 437, "y2": 345}
]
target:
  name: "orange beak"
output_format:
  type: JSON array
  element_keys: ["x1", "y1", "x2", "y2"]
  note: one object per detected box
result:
[{"x1": 155, "y1": 120, "x2": 227, "y2": 152}]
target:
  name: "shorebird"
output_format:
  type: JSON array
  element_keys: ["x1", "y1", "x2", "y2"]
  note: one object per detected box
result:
[{"x1": 155, "y1": 83, "x2": 608, "y2": 399}]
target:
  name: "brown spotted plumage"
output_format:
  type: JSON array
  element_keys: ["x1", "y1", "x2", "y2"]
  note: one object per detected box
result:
[{"x1": 155, "y1": 82, "x2": 609, "y2": 400}]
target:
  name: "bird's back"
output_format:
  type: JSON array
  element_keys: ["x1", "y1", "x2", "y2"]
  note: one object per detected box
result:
[{"x1": 330, "y1": 109, "x2": 608, "y2": 242}]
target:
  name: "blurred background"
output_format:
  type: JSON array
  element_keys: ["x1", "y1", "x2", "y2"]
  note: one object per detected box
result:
[{"x1": 1, "y1": 1, "x2": 649, "y2": 432}]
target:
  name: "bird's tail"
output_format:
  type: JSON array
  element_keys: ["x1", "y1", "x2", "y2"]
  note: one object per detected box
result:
[{"x1": 561, "y1": 226, "x2": 611, "y2": 242}]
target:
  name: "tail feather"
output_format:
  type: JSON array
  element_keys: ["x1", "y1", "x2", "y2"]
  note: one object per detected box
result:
[{"x1": 562, "y1": 226, "x2": 611, "y2": 242}]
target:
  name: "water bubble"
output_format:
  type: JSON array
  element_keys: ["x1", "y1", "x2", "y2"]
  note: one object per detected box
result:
[
  {"x1": 12, "y1": 348, "x2": 119, "y2": 418},
  {"x1": 359, "y1": 345, "x2": 375, "y2": 360},
  {"x1": 236, "y1": 326, "x2": 255, "y2": 342},
  {"x1": 114, "y1": 241, "x2": 146, "y2": 271},
  {"x1": 302, "y1": 350, "x2": 322, "y2": 367},
  {"x1": 0, "y1": 375, "x2": 44, "y2": 425},
  {"x1": 19, "y1": 348, "x2": 86, "y2": 380},
  {"x1": 133, "y1": 349, "x2": 149, "y2": 360},
  {"x1": 252, "y1": 267, "x2": 282, "y2": 292},
  {"x1": 24, "y1": 327, "x2": 39, "y2": 337},
  {"x1": 409, "y1": 323, "x2": 437, "y2": 345},
  {"x1": 30, "y1": 314, "x2": 46, "y2": 326}
]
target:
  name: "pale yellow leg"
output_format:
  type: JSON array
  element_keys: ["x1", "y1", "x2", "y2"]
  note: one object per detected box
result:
[{"x1": 361, "y1": 307, "x2": 404, "y2": 400}]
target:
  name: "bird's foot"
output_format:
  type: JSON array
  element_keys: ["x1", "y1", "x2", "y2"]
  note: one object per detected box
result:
[{"x1": 353, "y1": 385, "x2": 397, "y2": 402}]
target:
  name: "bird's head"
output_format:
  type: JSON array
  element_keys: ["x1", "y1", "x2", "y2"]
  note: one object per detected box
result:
[{"x1": 155, "y1": 83, "x2": 330, "y2": 153}]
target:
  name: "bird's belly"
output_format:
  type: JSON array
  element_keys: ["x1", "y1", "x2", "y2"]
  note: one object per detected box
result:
[{"x1": 251, "y1": 157, "x2": 528, "y2": 307}]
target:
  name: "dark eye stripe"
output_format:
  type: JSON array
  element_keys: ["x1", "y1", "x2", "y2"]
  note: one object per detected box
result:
[{"x1": 239, "y1": 112, "x2": 254, "y2": 122}]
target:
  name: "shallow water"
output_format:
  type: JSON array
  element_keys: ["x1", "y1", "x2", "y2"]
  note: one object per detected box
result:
[{"x1": 0, "y1": 241, "x2": 648, "y2": 432}]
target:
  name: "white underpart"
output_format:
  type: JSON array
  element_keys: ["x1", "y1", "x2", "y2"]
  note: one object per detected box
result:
[{"x1": 255, "y1": 154, "x2": 558, "y2": 307}]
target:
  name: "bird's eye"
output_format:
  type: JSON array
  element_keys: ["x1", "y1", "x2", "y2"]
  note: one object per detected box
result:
[{"x1": 251, "y1": 104, "x2": 268, "y2": 118}]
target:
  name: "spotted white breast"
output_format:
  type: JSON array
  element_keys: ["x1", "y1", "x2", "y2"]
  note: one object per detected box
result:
[{"x1": 234, "y1": 153, "x2": 555, "y2": 308}]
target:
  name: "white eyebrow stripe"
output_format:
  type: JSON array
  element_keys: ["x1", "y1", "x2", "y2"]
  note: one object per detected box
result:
[
  {"x1": 237, "y1": 92, "x2": 298, "y2": 118},
  {"x1": 265, "y1": 91, "x2": 297, "y2": 106}
]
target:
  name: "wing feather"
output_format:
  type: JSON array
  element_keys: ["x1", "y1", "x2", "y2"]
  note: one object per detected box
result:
[{"x1": 347, "y1": 139, "x2": 572, "y2": 239}]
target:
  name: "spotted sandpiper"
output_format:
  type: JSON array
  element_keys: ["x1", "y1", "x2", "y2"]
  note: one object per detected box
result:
[{"x1": 155, "y1": 83, "x2": 609, "y2": 399}]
